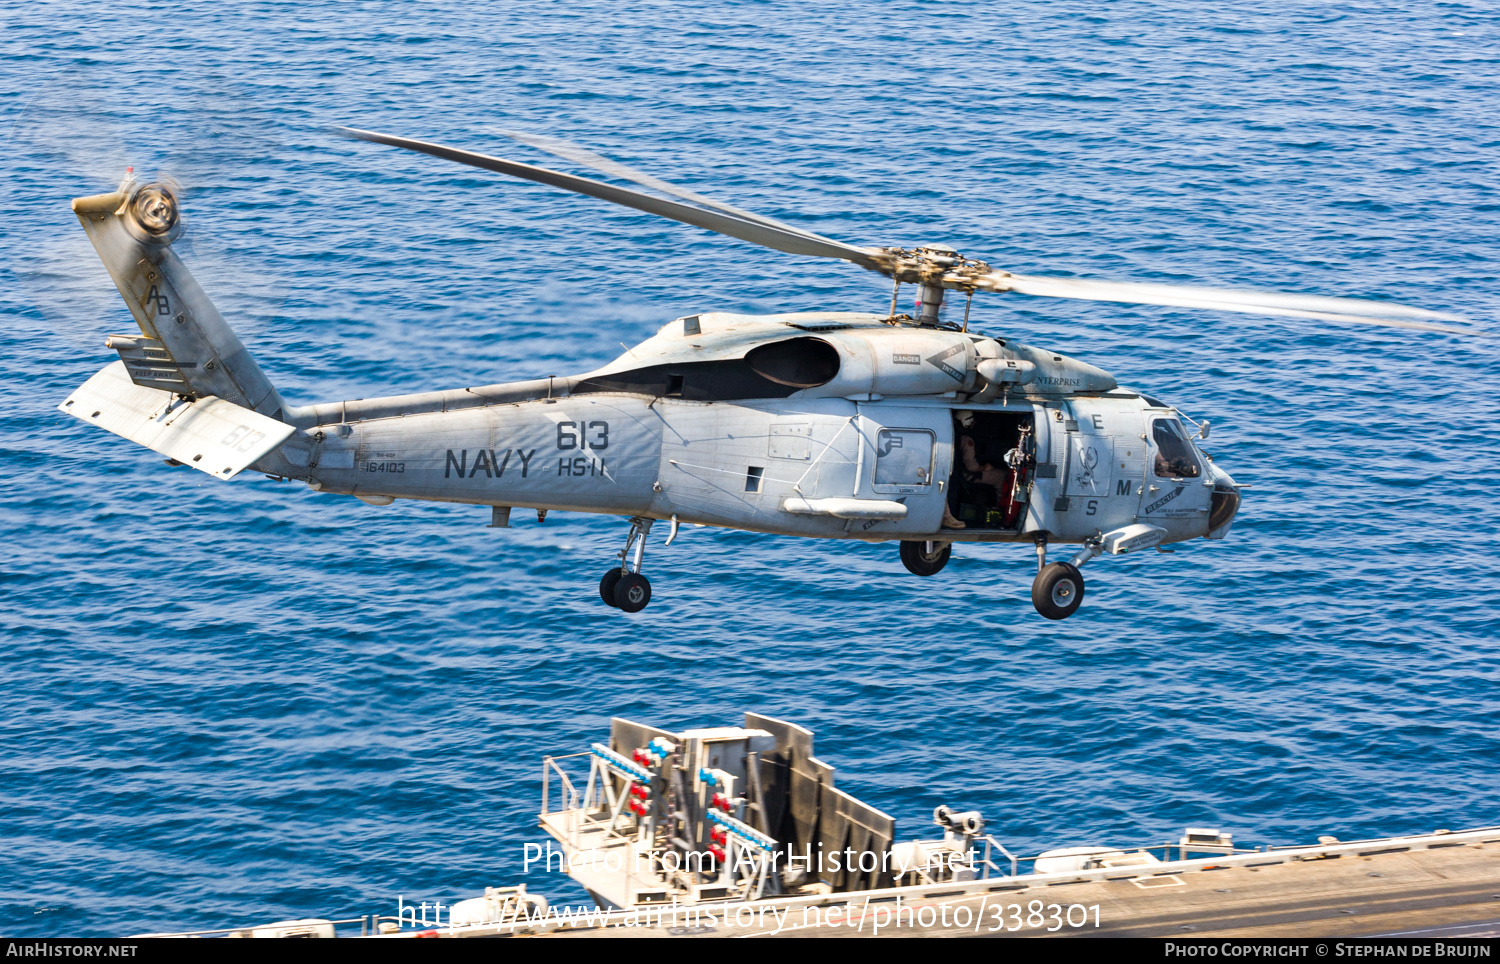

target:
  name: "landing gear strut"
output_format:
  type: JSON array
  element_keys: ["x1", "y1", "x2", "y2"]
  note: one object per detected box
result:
[{"x1": 601, "y1": 517, "x2": 654, "y2": 613}]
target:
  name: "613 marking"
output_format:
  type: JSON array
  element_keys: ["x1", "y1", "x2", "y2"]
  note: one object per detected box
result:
[{"x1": 556, "y1": 420, "x2": 609, "y2": 450}]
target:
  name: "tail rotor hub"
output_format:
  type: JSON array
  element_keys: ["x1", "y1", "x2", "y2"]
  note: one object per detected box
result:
[
  {"x1": 119, "y1": 181, "x2": 184, "y2": 244},
  {"x1": 130, "y1": 183, "x2": 180, "y2": 235}
]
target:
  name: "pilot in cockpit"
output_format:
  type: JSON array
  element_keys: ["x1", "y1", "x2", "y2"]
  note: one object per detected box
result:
[{"x1": 1152, "y1": 418, "x2": 1203, "y2": 479}]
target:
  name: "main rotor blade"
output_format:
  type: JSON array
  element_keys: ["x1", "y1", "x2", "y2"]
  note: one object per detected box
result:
[
  {"x1": 339, "y1": 127, "x2": 880, "y2": 269},
  {"x1": 982, "y1": 272, "x2": 1480, "y2": 335},
  {"x1": 492, "y1": 128, "x2": 835, "y2": 246}
]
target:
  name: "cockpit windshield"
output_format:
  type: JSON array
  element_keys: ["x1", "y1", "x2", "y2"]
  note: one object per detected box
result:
[{"x1": 1152, "y1": 418, "x2": 1202, "y2": 479}]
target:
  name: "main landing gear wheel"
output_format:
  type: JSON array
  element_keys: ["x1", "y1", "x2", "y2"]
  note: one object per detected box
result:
[
  {"x1": 899, "y1": 540, "x2": 952, "y2": 577},
  {"x1": 603, "y1": 516, "x2": 656, "y2": 612},
  {"x1": 599, "y1": 568, "x2": 623, "y2": 607},
  {"x1": 1032, "y1": 562, "x2": 1084, "y2": 620},
  {"x1": 614, "y1": 573, "x2": 652, "y2": 613}
]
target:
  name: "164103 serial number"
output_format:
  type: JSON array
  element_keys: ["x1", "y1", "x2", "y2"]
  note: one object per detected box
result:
[{"x1": 364, "y1": 461, "x2": 406, "y2": 473}]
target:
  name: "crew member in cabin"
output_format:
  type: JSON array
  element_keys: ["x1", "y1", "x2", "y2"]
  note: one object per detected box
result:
[{"x1": 947, "y1": 411, "x2": 1005, "y2": 528}]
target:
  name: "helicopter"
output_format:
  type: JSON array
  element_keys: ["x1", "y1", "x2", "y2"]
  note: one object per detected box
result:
[{"x1": 57, "y1": 128, "x2": 1475, "y2": 618}]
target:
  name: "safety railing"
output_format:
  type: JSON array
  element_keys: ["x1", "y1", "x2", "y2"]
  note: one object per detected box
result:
[
  {"x1": 540, "y1": 750, "x2": 661, "y2": 906},
  {"x1": 975, "y1": 835, "x2": 1019, "y2": 879},
  {"x1": 540, "y1": 752, "x2": 587, "y2": 817}
]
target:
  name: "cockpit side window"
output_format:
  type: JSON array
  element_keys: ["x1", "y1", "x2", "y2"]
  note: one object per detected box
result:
[{"x1": 1152, "y1": 418, "x2": 1202, "y2": 479}]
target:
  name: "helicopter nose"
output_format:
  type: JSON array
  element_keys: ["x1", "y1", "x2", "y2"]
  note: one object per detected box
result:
[{"x1": 1206, "y1": 464, "x2": 1241, "y2": 539}]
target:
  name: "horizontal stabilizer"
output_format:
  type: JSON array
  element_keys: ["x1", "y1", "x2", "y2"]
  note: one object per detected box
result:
[{"x1": 59, "y1": 361, "x2": 295, "y2": 480}]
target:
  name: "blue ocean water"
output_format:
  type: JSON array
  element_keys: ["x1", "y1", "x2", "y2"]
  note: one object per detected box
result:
[{"x1": 2, "y1": 0, "x2": 1497, "y2": 936}]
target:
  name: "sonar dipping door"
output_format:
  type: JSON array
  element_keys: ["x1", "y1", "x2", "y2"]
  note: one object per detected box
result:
[{"x1": 856, "y1": 404, "x2": 951, "y2": 534}]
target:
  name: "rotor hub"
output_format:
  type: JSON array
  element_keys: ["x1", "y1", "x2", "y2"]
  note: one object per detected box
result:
[{"x1": 870, "y1": 244, "x2": 998, "y2": 291}]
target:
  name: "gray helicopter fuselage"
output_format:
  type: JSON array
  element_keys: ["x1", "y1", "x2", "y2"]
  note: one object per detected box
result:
[
  {"x1": 65, "y1": 125, "x2": 1458, "y2": 614},
  {"x1": 61, "y1": 178, "x2": 1248, "y2": 618},
  {"x1": 266, "y1": 312, "x2": 1240, "y2": 547}
]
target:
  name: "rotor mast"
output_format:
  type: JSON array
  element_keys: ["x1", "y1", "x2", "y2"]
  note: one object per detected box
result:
[
  {"x1": 876, "y1": 243, "x2": 990, "y2": 328},
  {"x1": 914, "y1": 244, "x2": 956, "y2": 326}
]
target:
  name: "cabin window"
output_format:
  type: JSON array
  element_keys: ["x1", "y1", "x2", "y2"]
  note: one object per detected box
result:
[
  {"x1": 745, "y1": 466, "x2": 764, "y2": 492},
  {"x1": 1152, "y1": 419, "x2": 1201, "y2": 479},
  {"x1": 874, "y1": 430, "x2": 934, "y2": 486}
]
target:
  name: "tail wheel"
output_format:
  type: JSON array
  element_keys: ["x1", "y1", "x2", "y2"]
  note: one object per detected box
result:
[
  {"x1": 1032, "y1": 563, "x2": 1085, "y2": 620},
  {"x1": 613, "y1": 573, "x2": 652, "y2": 613},
  {"x1": 899, "y1": 540, "x2": 952, "y2": 577},
  {"x1": 599, "y1": 568, "x2": 624, "y2": 607}
]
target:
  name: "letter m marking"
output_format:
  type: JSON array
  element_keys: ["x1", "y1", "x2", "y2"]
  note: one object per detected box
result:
[{"x1": 1117, "y1": 479, "x2": 1133, "y2": 496}]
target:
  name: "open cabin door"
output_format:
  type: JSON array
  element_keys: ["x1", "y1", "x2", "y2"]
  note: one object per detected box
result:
[{"x1": 854, "y1": 404, "x2": 951, "y2": 534}]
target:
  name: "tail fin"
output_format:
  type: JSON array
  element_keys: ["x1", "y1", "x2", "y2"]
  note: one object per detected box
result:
[
  {"x1": 59, "y1": 175, "x2": 297, "y2": 481},
  {"x1": 70, "y1": 176, "x2": 284, "y2": 418}
]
